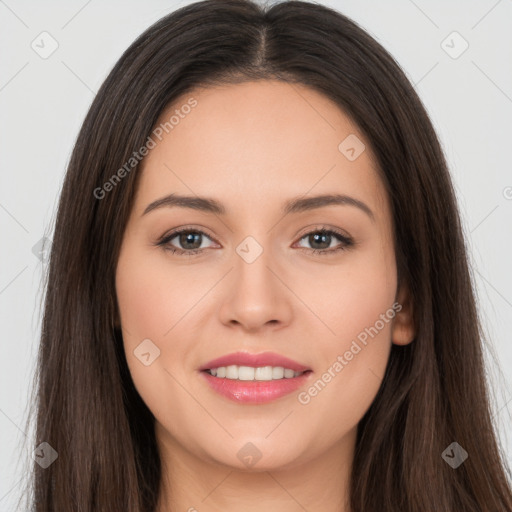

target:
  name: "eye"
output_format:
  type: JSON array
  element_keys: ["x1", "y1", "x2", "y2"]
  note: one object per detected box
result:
[
  {"x1": 156, "y1": 226, "x2": 354, "y2": 257},
  {"x1": 156, "y1": 227, "x2": 217, "y2": 256},
  {"x1": 294, "y1": 227, "x2": 353, "y2": 255}
]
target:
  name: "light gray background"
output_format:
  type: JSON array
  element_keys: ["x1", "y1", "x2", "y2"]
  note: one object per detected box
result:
[{"x1": 1, "y1": 0, "x2": 511, "y2": 509}]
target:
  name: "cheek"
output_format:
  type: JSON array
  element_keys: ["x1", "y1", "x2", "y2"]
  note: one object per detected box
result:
[
  {"x1": 115, "y1": 247, "x2": 199, "y2": 425},
  {"x1": 334, "y1": 266, "x2": 396, "y2": 347},
  {"x1": 297, "y1": 239, "x2": 396, "y2": 350},
  {"x1": 332, "y1": 246, "x2": 396, "y2": 375},
  {"x1": 294, "y1": 247, "x2": 396, "y2": 436},
  {"x1": 115, "y1": 245, "x2": 188, "y2": 340},
  {"x1": 115, "y1": 246, "x2": 180, "y2": 384}
]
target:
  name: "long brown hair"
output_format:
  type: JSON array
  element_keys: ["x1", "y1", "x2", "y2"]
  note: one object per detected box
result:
[{"x1": 19, "y1": 0, "x2": 512, "y2": 510}]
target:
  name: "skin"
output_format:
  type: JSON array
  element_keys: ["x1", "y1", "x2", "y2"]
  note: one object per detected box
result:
[{"x1": 115, "y1": 80, "x2": 415, "y2": 512}]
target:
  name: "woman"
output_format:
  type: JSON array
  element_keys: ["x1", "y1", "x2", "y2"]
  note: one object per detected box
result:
[{"x1": 21, "y1": 0, "x2": 512, "y2": 510}]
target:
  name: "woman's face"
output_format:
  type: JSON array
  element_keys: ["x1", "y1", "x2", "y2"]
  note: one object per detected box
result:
[{"x1": 115, "y1": 80, "x2": 414, "y2": 472}]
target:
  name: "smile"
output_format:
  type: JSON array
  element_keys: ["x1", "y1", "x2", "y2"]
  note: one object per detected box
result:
[{"x1": 199, "y1": 366, "x2": 313, "y2": 404}]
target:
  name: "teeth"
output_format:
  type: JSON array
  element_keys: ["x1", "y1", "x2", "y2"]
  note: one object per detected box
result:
[{"x1": 207, "y1": 365, "x2": 305, "y2": 380}]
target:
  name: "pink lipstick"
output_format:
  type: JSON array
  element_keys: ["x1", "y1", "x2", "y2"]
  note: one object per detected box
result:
[{"x1": 198, "y1": 351, "x2": 313, "y2": 404}]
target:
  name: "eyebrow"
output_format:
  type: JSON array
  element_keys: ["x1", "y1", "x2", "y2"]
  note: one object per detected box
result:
[{"x1": 142, "y1": 193, "x2": 375, "y2": 221}]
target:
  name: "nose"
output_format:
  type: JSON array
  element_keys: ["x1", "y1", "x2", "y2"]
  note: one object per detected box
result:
[{"x1": 217, "y1": 243, "x2": 294, "y2": 333}]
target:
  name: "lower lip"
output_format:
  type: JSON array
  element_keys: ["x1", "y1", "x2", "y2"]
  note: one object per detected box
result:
[{"x1": 199, "y1": 370, "x2": 313, "y2": 404}]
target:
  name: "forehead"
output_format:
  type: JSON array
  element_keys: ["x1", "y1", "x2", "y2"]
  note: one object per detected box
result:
[{"x1": 134, "y1": 80, "x2": 389, "y2": 220}]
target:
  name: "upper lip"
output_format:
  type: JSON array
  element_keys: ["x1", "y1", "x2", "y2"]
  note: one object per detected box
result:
[{"x1": 199, "y1": 351, "x2": 312, "y2": 372}]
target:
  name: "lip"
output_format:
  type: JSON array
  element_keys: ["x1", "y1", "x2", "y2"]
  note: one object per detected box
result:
[
  {"x1": 199, "y1": 370, "x2": 313, "y2": 404},
  {"x1": 198, "y1": 351, "x2": 311, "y2": 372}
]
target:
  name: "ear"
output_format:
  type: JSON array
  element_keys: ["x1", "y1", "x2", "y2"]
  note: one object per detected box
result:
[{"x1": 391, "y1": 283, "x2": 415, "y2": 346}]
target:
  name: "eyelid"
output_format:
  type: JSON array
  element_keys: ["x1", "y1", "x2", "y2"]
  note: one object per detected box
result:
[
  {"x1": 158, "y1": 225, "x2": 220, "y2": 247},
  {"x1": 294, "y1": 223, "x2": 351, "y2": 241}
]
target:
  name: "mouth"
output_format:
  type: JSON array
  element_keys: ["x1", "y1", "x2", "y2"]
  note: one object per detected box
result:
[
  {"x1": 198, "y1": 365, "x2": 314, "y2": 404},
  {"x1": 197, "y1": 351, "x2": 313, "y2": 404}
]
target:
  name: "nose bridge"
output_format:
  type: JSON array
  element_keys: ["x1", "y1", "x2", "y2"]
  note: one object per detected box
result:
[
  {"x1": 218, "y1": 231, "x2": 293, "y2": 330},
  {"x1": 233, "y1": 232, "x2": 279, "y2": 297}
]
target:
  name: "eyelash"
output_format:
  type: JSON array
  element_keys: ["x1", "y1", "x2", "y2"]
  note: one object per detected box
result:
[{"x1": 156, "y1": 226, "x2": 354, "y2": 257}]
